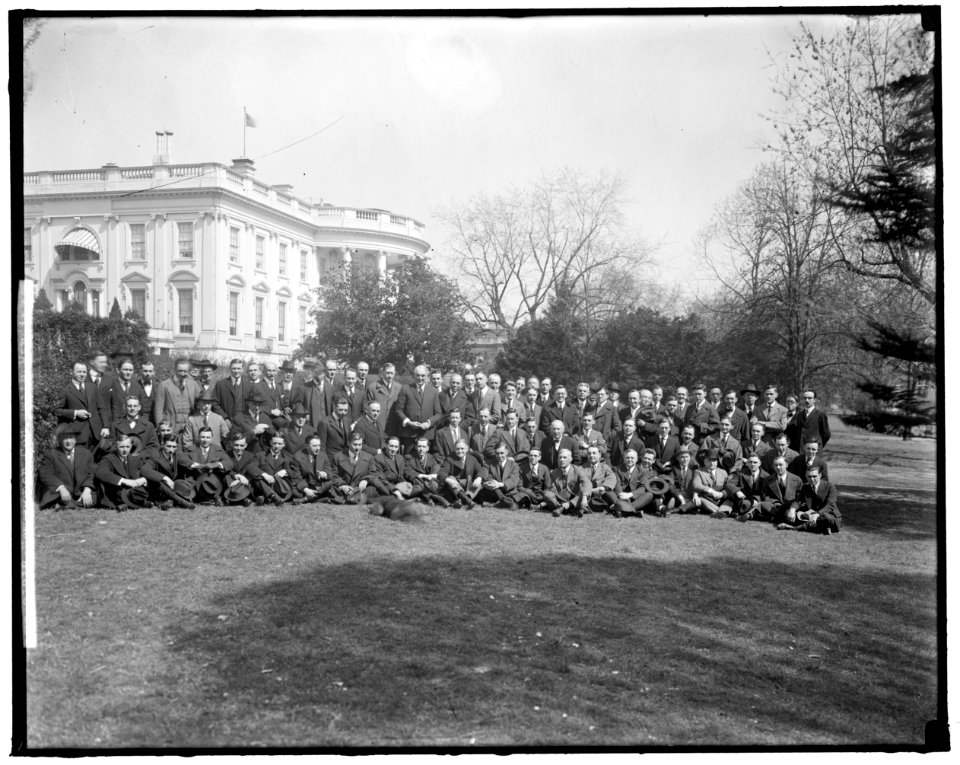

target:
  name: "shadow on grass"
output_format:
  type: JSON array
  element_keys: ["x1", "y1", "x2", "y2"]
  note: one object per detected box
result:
[
  {"x1": 160, "y1": 553, "x2": 939, "y2": 748},
  {"x1": 837, "y1": 485, "x2": 937, "y2": 540}
]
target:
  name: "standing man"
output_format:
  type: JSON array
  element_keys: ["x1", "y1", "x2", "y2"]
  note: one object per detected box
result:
[
  {"x1": 138, "y1": 361, "x2": 158, "y2": 424},
  {"x1": 496, "y1": 409, "x2": 531, "y2": 468},
  {"x1": 339, "y1": 367, "x2": 366, "y2": 420},
  {"x1": 258, "y1": 361, "x2": 286, "y2": 428},
  {"x1": 366, "y1": 362, "x2": 403, "y2": 437},
  {"x1": 438, "y1": 372, "x2": 469, "y2": 427},
  {"x1": 353, "y1": 400, "x2": 386, "y2": 456},
  {"x1": 757, "y1": 385, "x2": 789, "y2": 438},
  {"x1": 153, "y1": 357, "x2": 200, "y2": 441},
  {"x1": 355, "y1": 361, "x2": 377, "y2": 398},
  {"x1": 278, "y1": 360, "x2": 299, "y2": 419},
  {"x1": 762, "y1": 433, "x2": 799, "y2": 475},
  {"x1": 55, "y1": 361, "x2": 103, "y2": 448},
  {"x1": 212, "y1": 358, "x2": 251, "y2": 424},
  {"x1": 101, "y1": 358, "x2": 145, "y2": 424},
  {"x1": 646, "y1": 417, "x2": 680, "y2": 475},
  {"x1": 539, "y1": 420, "x2": 578, "y2": 472},
  {"x1": 717, "y1": 390, "x2": 750, "y2": 444},
  {"x1": 591, "y1": 386, "x2": 620, "y2": 439},
  {"x1": 791, "y1": 390, "x2": 831, "y2": 452},
  {"x1": 196, "y1": 359, "x2": 217, "y2": 398},
  {"x1": 739, "y1": 384, "x2": 764, "y2": 424},
  {"x1": 434, "y1": 409, "x2": 470, "y2": 460},
  {"x1": 539, "y1": 385, "x2": 578, "y2": 435},
  {"x1": 396, "y1": 365, "x2": 443, "y2": 453},
  {"x1": 684, "y1": 384, "x2": 720, "y2": 444},
  {"x1": 317, "y1": 396, "x2": 354, "y2": 461}
]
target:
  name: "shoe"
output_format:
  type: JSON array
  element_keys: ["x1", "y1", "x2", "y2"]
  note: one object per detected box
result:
[
  {"x1": 254, "y1": 496, "x2": 264, "y2": 506},
  {"x1": 637, "y1": 510, "x2": 643, "y2": 519},
  {"x1": 656, "y1": 505, "x2": 667, "y2": 518},
  {"x1": 737, "y1": 509, "x2": 755, "y2": 522},
  {"x1": 436, "y1": 497, "x2": 451, "y2": 508},
  {"x1": 551, "y1": 507, "x2": 561, "y2": 518},
  {"x1": 160, "y1": 500, "x2": 174, "y2": 511},
  {"x1": 463, "y1": 498, "x2": 476, "y2": 510},
  {"x1": 213, "y1": 497, "x2": 224, "y2": 507},
  {"x1": 272, "y1": 496, "x2": 284, "y2": 506},
  {"x1": 505, "y1": 501, "x2": 520, "y2": 511},
  {"x1": 613, "y1": 508, "x2": 622, "y2": 518},
  {"x1": 241, "y1": 498, "x2": 254, "y2": 507},
  {"x1": 180, "y1": 500, "x2": 196, "y2": 509},
  {"x1": 575, "y1": 507, "x2": 584, "y2": 518},
  {"x1": 710, "y1": 510, "x2": 727, "y2": 519},
  {"x1": 776, "y1": 522, "x2": 797, "y2": 531},
  {"x1": 116, "y1": 504, "x2": 128, "y2": 513},
  {"x1": 450, "y1": 500, "x2": 462, "y2": 509}
]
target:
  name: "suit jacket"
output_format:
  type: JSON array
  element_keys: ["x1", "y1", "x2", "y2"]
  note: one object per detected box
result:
[
  {"x1": 434, "y1": 425, "x2": 471, "y2": 460},
  {"x1": 547, "y1": 464, "x2": 591, "y2": 499},
  {"x1": 584, "y1": 461, "x2": 618, "y2": 492},
  {"x1": 308, "y1": 377, "x2": 341, "y2": 421},
  {"x1": 437, "y1": 453, "x2": 486, "y2": 486},
  {"x1": 101, "y1": 378, "x2": 146, "y2": 424},
  {"x1": 607, "y1": 434, "x2": 646, "y2": 470},
  {"x1": 154, "y1": 377, "x2": 200, "y2": 432},
  {"x1": 521, "y1": 462, "x2": 552, "y2": 492},
  {"x1": 317, "y1": 413, "x2": 354, "y2": 459},
  {"x1": 573, "y1": 427, "x2": 608, "y2": 465},
  {"x1": 800, "y1": 480, "x2": 841, "y2": 525},
  {"x1": 404, "y1": 452, "x2": 443, "y2": 483},
  {"x1": 539, "y1": 402, "x2": 578, "y2": 436},
  {"x1": 374, "y1": 452, "x2": 410, "y2": 485},
  {"x1": 366, "y1": 380, "x2": 404, "y2": 435},
  {"x1": 38, "y1": 446, "x2": 96, "y2": 499},
  {"x1": 716, "y1": 406, "x2": 751, "y2": 444},
  {"x1": 741, "y1": 438, "x2": 773, "y2": 461},
  {"x1": 684, "y1": 402, "x2": 721, "y2": 443},
  {"x1": 277, "y1": 380, "x2": 299, "y2": 415},
  {"x1": 645, "y1": 434, "x2": 681, "y2": 474},
  {"x1": 232, "y1": 411, "x2": 278, "y2": 453},
  {"x1": 466, "y1": 387, "x2": 504, "y2": 426},
  {"x1": 756, "y1": 401, "x2": 789, "y2": 436},
  {"x1": 701, "y1": 434, "x2": 744, "y2": 474},
  {"x1": 352, "y1": 416, "x2": 385, "y2": 456},
  {"x1": 111, "y1": 416, "x2": 159, "y2": 453},
  {"x1": 468, "y1": 423, "x2": 501, "y2": 463},
  {"x1": 669, "y1": 464, "x2": 696, "y2": 499},
  {"x1": 615, "y1": 464, "x2": 647, "y2": 495},
  {"x1": 55, "y1": 380, "x2": 103, "y2": 445},
  {"x1": 282, "y1": 424, "x2": 316, "y2": 456},
  {"x1": 256, "y1": 379, "x2": 285, "y2": 416},
  {"x1": 515, "y1": 401, "x2": 543, "y2": 431},
  {"x1": 675, "y1": 440, "x2": 700, "y2": 469},
  {"x1": 338, "y1": 384, "x2": 367, "y2": 420},
  {"x1": 396, "y1": 383, "x2": 443, "y2": 440},
  {"x1": 762, "y1": 447, "x2": 799, "y2": 474},
  {"x1": 792, "y1": 408, "x2": 832, "y2": 452},
  {"x1": 95, "y1": 452, "x2": 146, "y2": 486},
  {"x1": 485, "y1": 457, "x2": 521, "y2": 493},
  {"x1": 141, "y1": 449, "x2": 181, "y2": 484},
  {"x1": 591, "y1": 401, "x2": 620, "y2": 438},
  {"x1": 331, "y1": 450, "x2": 380, "y2": 487},
  {"x1": 137, "y1": 379, "x2": 158, "y2": 424},
  {"x1": 538, "y1": 435, "x2": 579, "y2": 471},
  {"x1": 693, "y1": 467, "x2": 729, "y2": 495},
  {"x1": 763, "y1": 472, "x2": 804, "y2": 505},
  {"x1": 619, "y1": 405, "x2": 657, "y2": 436},
  {"x1": 788, "y1": 454, "x2": 830, "y2": 482},
  {"x1": 725, "y1": 468, "x2": 769, "y2": 500},
  {"x1": 178, "y1": 444, "x2": 232, "y2": 479},
  {"x1": 439, "y1": 389, "x2": 470, "y2": 426},
  {"x1": 227, "y1": 449, "x2": 264, "y2": 480},
  {"x1": 290, "y1": 448, "x2": 338, "y2": 491},
  {"x1": 212, "y1": 377, "x2": 252, "y2": 422},
  {"x1": 494, "y1": 426, "x2": 531, "y2": 464},
  {"x1": 182, "y1": 412, "x2": 231, "y2": 449},
  {"x1": 258, "y1": 449, "x2": 294, "y2": 478}
]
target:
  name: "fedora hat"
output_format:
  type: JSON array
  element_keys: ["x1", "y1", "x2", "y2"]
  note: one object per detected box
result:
[
  {"x1": 605, "y1": 382, "x2": 620, "y2": 393},
  {"x1": 56, "y1": 422, "x2": 84, "y2": 443},
  {"x1": 301, "y1": 357, "x2": 320, "y2": 369},
  {"x1": 245, "y1": 389, "x2": 267, "y2": 404},
  {"x1": 198, "y1": 358, "x2": 217, "y2": 369},
  {"x1": 647, "y1": 476, "x2": 671, "y2": 497},
  {"x1": 189, "y1": 355, "x2": 204, "y2": 366},
  {"x1": 740, "y1": 383, "x2": 761, "y2": 397},
  {"x1": 279, "y1": 360, "x2": 296, "y2": 372},
  {"x1": 110, "y1": 346, "x2": 135, "y2": 359},
  {"x1": 289, "y1": 402, "x2": 309, "y2": 417},
  {"x1": 126, "y1": 433, "x2": 143, "y2": 455},
  {"x1": 120, "y1": 485, "x2": 151, "y2": 508},
  {"x1": 172, "y1": 479, "x2": 196, "y2": 501},
  {"x1": 223, "y1": 480, "x2": 252, "y2": 503},
  {"x1": 197, "y1": 388, "x2": 217, "y2": 402},
  {"x1": 272, "y1": 476, "x2": 294, "y2": 502},
  {"x1": 196, "y1": 473, "x2": 223, "y2": 498},
  {"x1": 702, "y1": 447, "x2": 720, "y2": 462}
]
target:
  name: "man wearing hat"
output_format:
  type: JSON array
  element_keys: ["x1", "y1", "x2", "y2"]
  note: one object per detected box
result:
[
  {"x1": 365, "y1": 362, "x2": 403, "y2": 437},
  {"x1": 612, "y1": 448, "x2": 657, "y2": 517},
  {"x1": 277, "y1": 359, "x2": 299, "y2": 418},
  {"x1": 188, "y1": 356, "x2": 204, "y2": 381},
  {"x1": 178, "y1": 426, "x2": 232, "y2": 505},
  {"x1": 692, "y1": 447, "x2": 730, "y2": 518},
  {"x1": 232, "y1": 389, "x2": 278, "y2": 454},
  {"x1": 111, "y1": 395, "x2": 159, "y2": 455},
  {"x1": 213, "y1": 358, "x2": 252, "y2": 425},
  {"x1": 55, "y1": 360, "x2": 105, "y2": 449},
  {"x1": 738, "y1": 384, "x2": 764, "y2": 424},
  {"x1": 258, "y1": 433, "x2": 297, "y2": 505},
  {"x1": 95, "y1": 433, "x2": 152, "y2": 511},
  {"x1": 196, "y1": 359, "x2": 217, "y2": 398},
  {"x1": 289, "y1": 434, "x2": 342, "y2": 503},
  {"x1": 282, "y1": 402, "x2": 317, "y2": 456},
  {"x1": 716, "y1": 390, "x2": 751, "y2": 444},
  {"x1": 37, "y1": 423, "x2": 98, "y2": 510},
  {"x1": 331, "y1": 431, "x2": 382, "y2": 505},
  {"x1": 154, "y1": 357, "x2": 200, "y2": 439},
  {"x1": 141, "y1": 433, "x2": 197, "y2": 509},
  {"x1": 183, "y1": 389, "x2": 230, "y2": 449}
]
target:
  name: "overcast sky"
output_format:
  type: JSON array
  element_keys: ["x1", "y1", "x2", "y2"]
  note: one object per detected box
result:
[{"x1": 22, "y1": 12, "x2": 912, "y2": 304}]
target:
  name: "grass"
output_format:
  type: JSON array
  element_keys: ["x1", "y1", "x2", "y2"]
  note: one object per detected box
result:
[{"x1": 24, "y1": 421, "x2": 941, "y2": 749}]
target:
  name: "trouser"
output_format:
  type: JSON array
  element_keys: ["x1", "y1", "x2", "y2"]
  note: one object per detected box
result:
[
  {"x1": 475, "y1": 487, "x2": 519, "y2": 507},
  {"x1": 38, "y1": 487, "x2": 99, "y2": 510},
  {"x1": 587, "y1": 489, "x2": 621, "y2": 514},
  {"x1": 148, "y1": 481, "x2": 195, "y2": 508},
  {"x1": 516, "y1": 486, "x2": 546, "y2": 508},
  {"x1": 542, "y1": 490, "x2": 587, "y2": 514},
  {"x1": 612, "y1": 490, "x2": 656, "y2": 516}
]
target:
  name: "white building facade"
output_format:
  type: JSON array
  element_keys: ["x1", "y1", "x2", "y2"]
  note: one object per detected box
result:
[{"x1": 24, "y1": 135, "x2": 430, "y2": 362}]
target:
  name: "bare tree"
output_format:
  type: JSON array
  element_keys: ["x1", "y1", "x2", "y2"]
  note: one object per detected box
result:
[
  {"x1": 437, "y1": 168, "x2": 654, "y2": 331},
  {"x1": 23, "y1": 18, "x2": 46, "y2": 106}
]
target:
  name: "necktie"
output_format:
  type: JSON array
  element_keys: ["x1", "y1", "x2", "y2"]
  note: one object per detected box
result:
[
  {"x1": 203, "y1": 415, "x2": 208, "y2": 426},
  {"x1": 67, "y1": 452, "x2": 73, "y2": 463},
  {"x1": 722, "y1": 436, "x2": 727, "y2": 448},
  {"x1": 202, "y1": 449, "x2": 208, "y2": 461},
  {"x1": 661, "y1": 437, "x2": 666, "y2": 448},
  {"x1": 780, "y1": 477, "x2": 786, "y2": 491},
  {"x1": 351, "y1": 454, "x2": 357, "y2": 465},
  {"x1": 178, "y1": 382, "x2": 184, "y2": 393}
]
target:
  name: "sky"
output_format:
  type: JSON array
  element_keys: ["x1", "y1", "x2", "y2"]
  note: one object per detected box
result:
[{"x1": 21, "y1": 12, "x2": 923, "y2": 305}]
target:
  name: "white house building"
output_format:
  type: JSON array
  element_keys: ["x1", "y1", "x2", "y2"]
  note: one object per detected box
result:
[{"x1": 23, "y1": 131, "x2": 431, "y2": 362}]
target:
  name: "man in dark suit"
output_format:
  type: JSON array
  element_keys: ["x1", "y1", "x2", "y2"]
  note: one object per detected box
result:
[
  {"x1": 475, "y1": 442, "x2": 522, "y2": 509},
  {"x1": 517, "y1": 447, "x2": 551, "y2": 510},
  {"x1": 373, "y1": 436, "x2": 419, "y2": 499},
  {"x1": 434, "y1": 409, "x2": 470, "y2": 460},
  {"x1": 55, "y1": 361, "x2": 104, "y2": 448},
  {"x1": 539, "y1": 419, "x2": 579, "y2": 472},
  {"x1": 178, "y1": 426, "x2": 232, "y2": 504},
  {"x1": 665, "y1": 446, "x2": 697, "y2": 514},
  {"x1": 786, "y1": 464, "x2": 841, "y2": 533},
  {"x1": 330, "y1": 432, "x2": 381, "y2": 504},
  {"x1": 404, "y1": 436, "x2": 450, "y2": 506},
  {"x1": 101, "y1": 358, "x2": 146, "y2": 425},
  {"x1": 338, "y1": 367, "x2": 367, "y2": 420},
  {"x1": 138, "y1": 361, "x2": 158, "y2": 425},
  {"x1": 467, "y1": 372, "x2": 503, "y2": 426},
  {"x1": 37, "y1": 423, "x2": 97, "y2": 509},
  {"x1": 739, "y1": 384, "x2": 765, "y2": 424},
  {"x1": 762, "y1": 433, "x2": 799, "y2": 475},
  {"x1": 256, "y1": 433, "x2": 299, "y2": 505},
  {"x1": 212, "y1": 358, "x2": 251, "y2": 424},
  {"x1": 717, "y1": 390, "x2": 750, "y2": 444},
  {"x1": 753, "y1": 455, "x2": 804, "y2": 524},
  {"x1": 110, "y1": 395, "x2": 159, "y2": 455},
  {"x1": 224, "y1": 430, "x2": 279, "y2": 506},
  {"x1": 289, "y1": 434, "x2": 341, "y2": 503},
  {"x1": 353, "y1": 400, "x2": 386, "y2": 456},
  {"x1": 542, "y1": 448, "x2": 592, "y2": 518},
  {"x1": 366, "y1": 362, "x2": 404, "y2": 437},
  {"x1": 439, "y1": 373, "x2": 470, "y2": 427},
  {"x1": 231, "y1": 390, "x2": 278, "y2": 454},
  {"x1": 196, "y1": 359, "x2": 218, "y2": 399},
  {"x1": 725, "y1": 452, "x2": 768, "y2": 519},
  {"x1": 788, "y1": 437, "x2": 830, "y2": 482},
  {"x1": 257, "y1": 361, "x2": 287, "y2": 428},
  {"x1": 396, "y1": 365, "x2": 443, "y2": 453},
  {"x1": 539, "y1": 386, "x2": 578, "y2": 436},
  {"x1": 355, "y1": 361, "x2": 378, "y2": 399},
  {"x1": 591, "y1": 387, "x2": 620, "y2": 440},
  {"x1": 310, "y1": 358, "x2": 341, "y2": 421},
  {"x1": 645, "y1": 417, "x2": 681, "y2": 475},
  {"x1": 140, "y1": 433, "x2": 196, "y2": 509},
  {"x1": 790, "y1": 389, "x2": 832, "y2": 452},
  {"x1": 607, "y1": 418, "x2": 645, "y2": 470},
  {"x1": 684, "y1": 384, "x2": 721, "y2": 444},
  {"x1": 572, "y1": 412, "x2": 607, "y2": 466},
  {"x1": 317, "y1": 396, "x2": 354, "y2": 461},
  {"x1": 742, "y1": 422, "x2": 773, "y2": 463},
  {"x1": 437, "y1": 438, "x2": 486, "y2": 508},
  {"x1": 494, "y1": 409, "x2": 531, "y2": 468},
  {"x1": 611, "y1": 448, "x2": 657, "y2": 517},
  {"x1": 95, "y1": 433, "x2": 151, "y2": 510},
  {"x1": 277, "y1": 360, "x2": 299, "y2": 420}
]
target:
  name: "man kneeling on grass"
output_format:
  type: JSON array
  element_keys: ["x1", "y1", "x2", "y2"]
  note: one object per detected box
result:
[{"x1": 777, "y1": 464, "x2": 842, "y2": 534}]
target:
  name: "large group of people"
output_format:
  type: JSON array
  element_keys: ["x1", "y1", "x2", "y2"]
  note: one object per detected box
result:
[{"x1": 39, "y1": 347, "x2": 841, "y2": 534}]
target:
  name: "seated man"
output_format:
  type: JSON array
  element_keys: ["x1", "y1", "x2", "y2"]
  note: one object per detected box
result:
[
  {"x1": 700, "y1": 416, "x2": 744, "y2": 474},
  {"x1": 111, "y1": 395, "x2": 159, "y2": 455},
  {"x1": 232, "y1": 390, "x2": 278, "y2": 454},
  {"x1": 437, "y1": 439, "x2": 485, "y2": 509},
  {"x1": 788, "y1": 437, "x2": 830, "y2": 482},
  {"x1": 475, "y1": 442, "x2": 522, "y2": 510},
  {"x1": 373, "y1": 436, "x2": 420, "y2": 500},
  {"x1": 289, "y1": 434, "x2": 341, "y2": 504},
  {"x1": 542, "y1": 448, "x2": 592, "y2": 518},
  {"x1": 573, "y1": 413, "x2": 607, "y2": 466},
  {"x1": 434, "y1": 409, "x2": 470, "y2": 461},
  {"x1": 675, "y1": 425, "x2": 700, "y2": 469},
  {"x1": 517, "y1": 447, "x2": 551, "y2": 510},
  {"x1": 665, "y1": 445, "x2": 696, "y2": 514},
  {"x1": 495, "y1": 409, "x2": 531, "y2": 468},
  {"x1": 95, "y1": 433, "x2": 151, "y2": 511},
  {"x1": 225, "y1": 431, "x2": 281, "y2": 506},
  {"x1": 257, "y1": 433, "x2": 299, "y2": 505},
  {"x1": 607, "y1": 417, "x2": 645, "y2": 470},
  {"x1": 692, "y1": 448, "x2": 729, "y2": 518},
  {"x1": 404, "y1": 436, "x2": 450, "y2": 506},
  {"x1": 753, "y1": 455, "x2": 804, "y2": 524},
  {"x1": 178, "y1": 426, "x2": 232, "y2": 505},
  {"x1": 762, "y1": 433, "x2": 799, "y2": 475},
  {"x1": 331, "y1": 431, "x2": 382, "y2": 505},
  {"x1": 783, "y1": 464, "x2": 841, "y2": 534},
  {"x1": 583, "y1": 445, "x2": 620, "y2": 515},
  {"x1": 725, "y1": 452, "x2": 767, "y2": 519},
  {"x1": 741, "y1": 422, "x2": 773, "y2": 462},
  {"x1": 521, "y1": 416, "x2": 545, "y2": 454},
  {"x1": 611, "y1": 447, "x2": 656, "y2": 518},
  {"x1": 182, "y1": 389, "x2": 230, "y2": 449},
  {"x1": 37, "y1": 423, "x2": 97, "y2": 510},
  {"x1": 282, "y1": 402, "x2": 317, "y2": 456},
  {"x1": 141, "y1": 433, "x2": 196, "y2": 509}
]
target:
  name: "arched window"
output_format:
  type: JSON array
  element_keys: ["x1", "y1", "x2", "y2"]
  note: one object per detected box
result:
[
  {"x1": 56, "y1": 228, "x2": 101, "y2": 262},
  {"x1": 73, "y1": 282, "x2": 87, "y2": 309}
]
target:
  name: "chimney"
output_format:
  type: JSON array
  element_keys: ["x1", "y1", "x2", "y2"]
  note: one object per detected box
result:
[
  {"x1": 152, "y1": 130, "x2": 173, "y2": 165},
  {"x1": 230, "y1": 157, "x2": 256, "y2": 177}
]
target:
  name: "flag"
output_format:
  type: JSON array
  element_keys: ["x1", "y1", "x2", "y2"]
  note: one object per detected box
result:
[{"x1": 244, "y1": 109, "x2": 257, "y2": 128}]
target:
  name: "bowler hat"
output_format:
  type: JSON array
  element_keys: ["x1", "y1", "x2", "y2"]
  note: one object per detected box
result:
[
  {"x1": 279, "y1": 360, "x2": 296, "y2": 372},
  {"x1": 198, "y1": 358, "x2": 217, "y2": 369},
  {"x1": 223, "y1": 481, "x2": 252, "y2": 503},
  {"x1": 189, "y1": 355, "x2": 203, "y2": 366},
  {"x1": 605, "y1": 382, "x2": 620, "y2": 392},
  {"x1": 245, "y1": 389, "x2": 267, "y2": 404},
  {"x1": 172, "y1": 479, "x2": 196, "y2": 501},
  {"x1": 301, "y1": 358, "x2": 320, "y2": 369},
  {"x1": 272, "y1": 476, "x2": 294, "y2": 502},
  {"x1": 290, "y1": 402, "x2": 309, "y2": 417},
  {"x1": 120, "y1": 485, "x2": 151, "y2": 508},
  {"x1": 110, "y1": 346, "x2": 135, "y2": 359},
  {"x1": 197, "y1": 389, "x2": 217, "y2": 402},
  {"x1": 57, "y1": 422, "x2": 84, "y2": 442},
  {"x1": 196, "y1": 473, "x2": 223, "y2": 498},
  {"x1": 702, "y1": 448, "x2": 720, "y2": 461},
  {"x1": 647, "y1": 476, "x2": 671, "y2": 496},
  {"x1": 740, "y1": 383, "x2": 761, "y2": 397}
]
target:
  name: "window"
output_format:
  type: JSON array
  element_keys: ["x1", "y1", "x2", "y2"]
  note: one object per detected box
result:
[
  {"x1": 24, "y1": 228, "x2": 32, "y2": 262},
  {"x1": 131, "y1": 288, "x2": 146, "y2": 319},
  {"x1": 130, "y1": 224, "x2": 146, "y2": 259},
  {"x1": 59, "y1": 290, "x2": 69, "y2": 310},
  {"x1": 73, "y1": 282, "x2": 86, "y2": 309},
  {"x1": 278, "y1": 301, "x2": 287, "y2": 342},
  {"x1": 255, "y1": 296, "x2": 264, "y2": 339},
  {"x1": 229, "y1": 292, "x2": 239, "y2": 336},
  {"x1": 178, "y1": 222, "x2": 194, "y2": 259},
  {"x1": 299, "y1": 305, "x2": 307, "y2": 337},
  {"x1": 300, "y1": 250, "x2": 307, "y2": 281},
  {"x1": 279, "y1": 243, "x2": 288, "y2": 275},
  {"x1": 229, "y1": 227, "x2": 240, "y2": 263},
  {"x1": 91, "y1": 290, "x2": 100, "y2": 317},
  {"x1": 255, "y1": 235, "x2": 265, "y2": 269},
  {"x1": 178, "y1": 288, "x2": 193, "y2": 334}
]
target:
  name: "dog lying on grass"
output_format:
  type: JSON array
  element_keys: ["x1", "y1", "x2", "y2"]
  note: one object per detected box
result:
[{"x1": 367, "y1": 496, "x2": 431, "y2": 523}]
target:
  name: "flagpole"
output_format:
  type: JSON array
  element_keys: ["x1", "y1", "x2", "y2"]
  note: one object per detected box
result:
[{"x1": 243, "y1": 106, "x2": 247, "y2": 158}]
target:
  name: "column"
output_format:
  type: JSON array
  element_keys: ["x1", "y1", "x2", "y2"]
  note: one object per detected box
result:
[
  {"x1": 378, "y1": 250, "x2": 387, "y2": 274},
  {"x1": 341, "y1": 246, "x2": 352, "y2": 268}
]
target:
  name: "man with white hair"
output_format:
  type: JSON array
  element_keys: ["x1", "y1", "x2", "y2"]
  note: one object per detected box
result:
[{"x1": 396, "y1": 364, "x2": 443, "y2": 453}]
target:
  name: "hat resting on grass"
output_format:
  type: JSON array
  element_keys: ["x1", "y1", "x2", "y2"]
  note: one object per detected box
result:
[
  {"x1": 272, "y1": 476, "x2": 294, "y2": 503},
  {"x1": 223, "y1": 481, "x2": 252, "y2": 503}
]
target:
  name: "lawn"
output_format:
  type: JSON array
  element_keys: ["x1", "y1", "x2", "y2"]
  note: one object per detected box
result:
[{"x1": 23, "y1": 421, "x2": 942, "y2": 750}]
